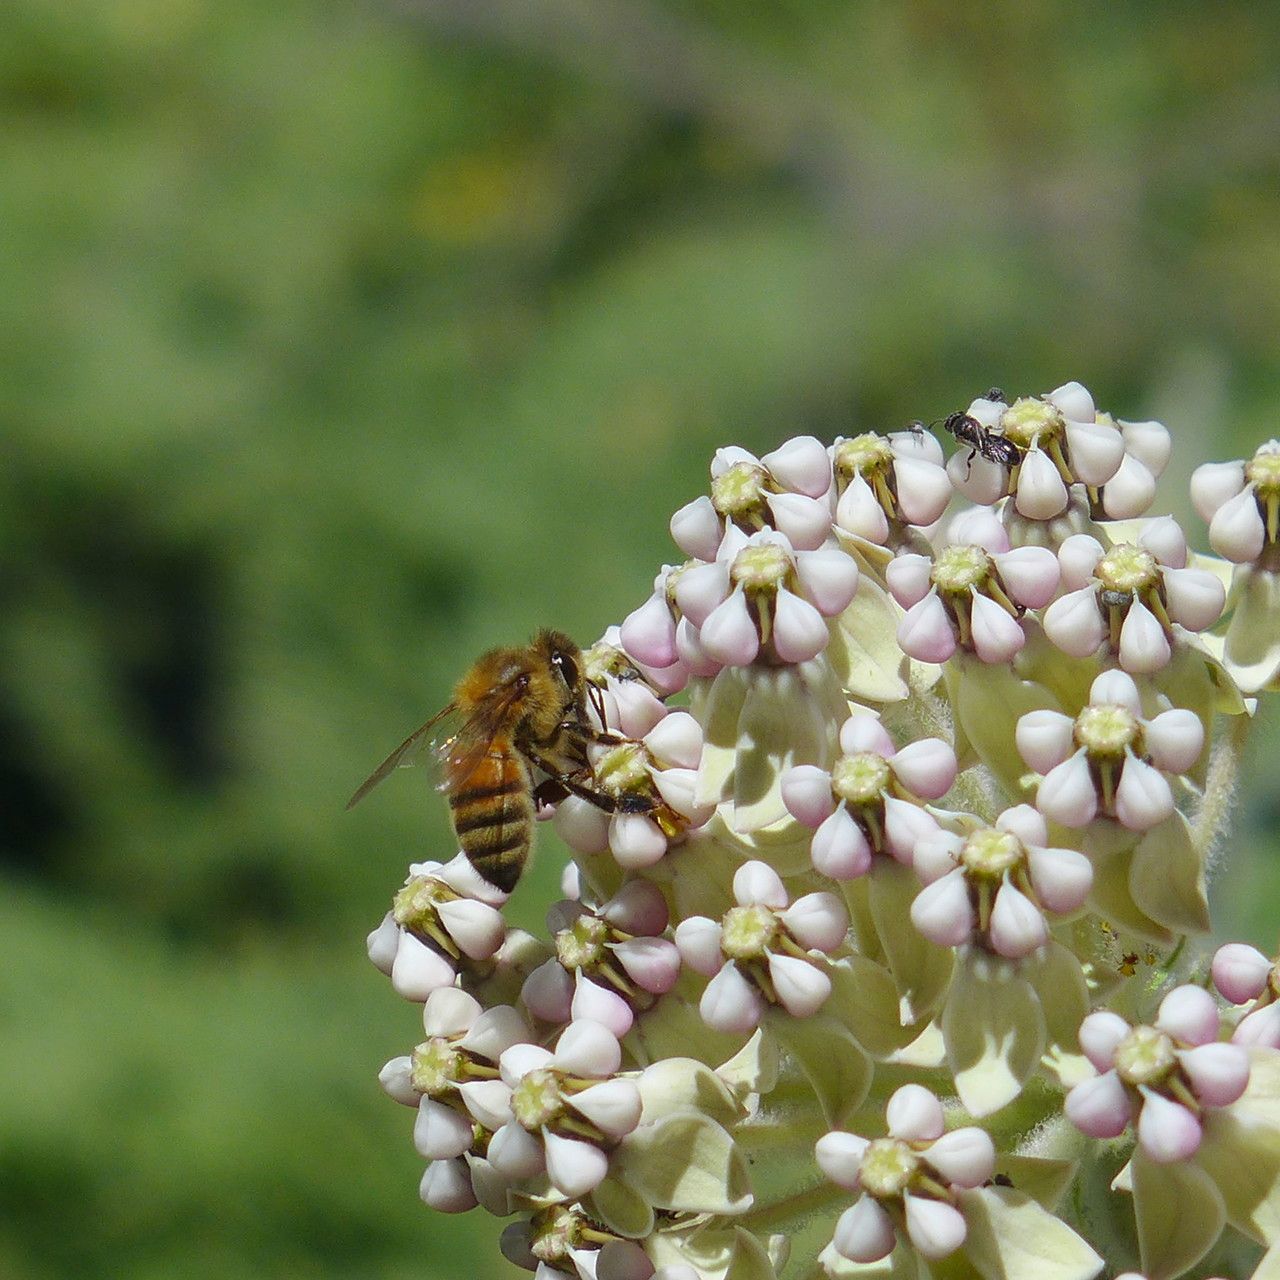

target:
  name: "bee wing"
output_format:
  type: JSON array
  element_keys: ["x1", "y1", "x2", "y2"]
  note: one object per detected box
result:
[
  {"x1": 437, "y1": 682, "x2": 529, "y2": 792},
  {"x1": 346, "y1": 703, "x2": 460, "y2": 810}
]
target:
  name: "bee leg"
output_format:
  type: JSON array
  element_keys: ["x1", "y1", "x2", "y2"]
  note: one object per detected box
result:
[
  {"x1": 964, "y1": 446, "x2": 977, "y2": 479},
  {"x1": 532, "y1": 778, "x2": 569, "y2": 811}
]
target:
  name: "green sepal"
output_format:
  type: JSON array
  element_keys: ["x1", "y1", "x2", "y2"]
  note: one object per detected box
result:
[
  {"x1": 826, "y1": 951, "x2": 923, "y2": 1058},
  {"x1": 942, "y1": 948, "x2": 1045, "y2": 1118},
  {"x1": 584, "y1": 1174, "x2": 655, "y2": 1238},
  {"x1": 725, "y1": 1226, "x2": 779, "y2": 1280},
  {"x1": 818, "y1": 1241, "x2": 923, "y2": 1279},
  {"x1": 1081, "y1": 824, "x2": 1174, "y2": 945},
  {"x1": 766, "y1": 1009, "x2": 872, "y2": 1127},
  {"x1": 867, "y1": 858, "x2": 955, "y2": 1026},
  {"x1": 636, "y1": 1056, "x2": 742, "y2": 1128},
  {"x1": 1023, "y1": 941, "x2": 1092, "y2": 1088},
  {"x1": 717, "y1": 1028, "x2": 781, "y2": 1102},
  {"x1": 1128, "y1": 811, "x2": 1210, "y2": 936},
  {"x1": 611, "y1": 1112, "x2": 753, "y2": 1215},
  {"x1": 1195, "y1": 1050, "x2": 1280, "y2": 1245},
  {"x1": 1130, "y1": 1148, "x2": 1225, "y2": 1280},
  {"x1": 695, "y1": 660, "x2": 844, "y2": 830},
  {"x1": 944, "y1": 653, "x2": 1061, "y2": 800},
  {"x1": 992, "y1": 1155, "x2": 1078, "y2": 1212},
  {"x1": 1223, "y1": 562, "x2": 1280, "y2": 693},
  {"x1": 958, "y1": 1185, "x2": 1103, "y2": 1280},
  {"x1": 825, "y1": 571, "x2": 912, "y2": 703}
]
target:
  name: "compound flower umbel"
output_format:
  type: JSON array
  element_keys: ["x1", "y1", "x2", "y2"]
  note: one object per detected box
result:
[{"x1": 365, "y1": 388, "x2": 1280, "y2": 1280}]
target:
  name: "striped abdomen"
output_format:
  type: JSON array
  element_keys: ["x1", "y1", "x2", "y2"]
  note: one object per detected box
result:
[{"x1": 447, "y1": 748, "x2": 533, "y2": 893}]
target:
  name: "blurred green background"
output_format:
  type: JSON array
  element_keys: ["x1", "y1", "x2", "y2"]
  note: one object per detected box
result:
[{"x1": 2, "y1": 1, "x2": 1278, "y2": 1276}]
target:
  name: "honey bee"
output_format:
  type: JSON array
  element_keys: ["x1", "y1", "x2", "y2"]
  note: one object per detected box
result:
[{"x1": 347, "y1": 630, "x2": 645, "y2": 892}]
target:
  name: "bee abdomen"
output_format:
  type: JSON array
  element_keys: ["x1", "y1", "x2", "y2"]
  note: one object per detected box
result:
[{"x1": 448, "y1": 754, "x2": 532, "y2": 893}]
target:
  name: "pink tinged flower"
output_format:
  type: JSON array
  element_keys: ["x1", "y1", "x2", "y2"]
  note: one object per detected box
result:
[
  {"x1": 419, "y1": 1158, "x2": 478, "y2": 1213},
  {"x1": 886, "y1": 1083, "x2": 945, "y2": 1140},
  {"x1": 898, "y1": 592, "x2": 957, "y2": 662},
  {"x1": 367, "y1": 912, "x2": 399, "y2": 975},
  {"x1": 1035, "y1": 752, "x2": 1098, "y2": 828},
  {"x1": 988, "y1": 882, "x2": 1048, "y2": 958},
  {"x1": 571, "y1": 975, "x2": 634, "y2": 1039},
  {"x1": 926, "y1": 1128, "x2": 996, "y2": 1188},
  {"x1": 905, "y1": 1195, "x2": 969, "y2": 1260},
  {"x1": 415, "y1": 1098, "x2": 475, "y2": 1160},
  {"x1": 781, "y1": 764, "x2": 838, "y2": 827},
  {"x1": 669, "y1": 495, "x2": 722, "y2": 561},
  {"x1": 910, "y1": 871, "x2": 975, "y2": 948},
  {"x1": 1079, "y1": 1010, "x2": 1132, "y2": 1073},
  {"x1": 671, "y1": 559, "x2": 729, "y2": 626},
  {"x1": 1014, "y1": 446, "x2": 1069, "y2": 519},
  {"x1": 815, "y1": 1131, "x2": 870, "y2": 1188},
  {"x1": 1234, "y1": 1004, "x2": 1280, "y2": 1049},
  {"x1": 886, "y1": 738, "x2": 957, "y2": 800},
  {"x1": 1162, "y1": 567, "x2": 1226, "y2": 631},
  {"x1": 1209, "y1": 488, "x2": 1267, "y2": 561},
  {"x1": 894, "y1": 454, "x2": 954, "y2": 525},
  {"x1": 947, "y1": 448, "x2": 1008, "y2": 505},
  {"x1": 761, "y1": 435, "x2": 834, "y2": 497},
  {"x1": 1113, "y1": 755, "x2": 1174, "y2": 830},
  {"x1": 991, "y1": 546, "x2": 1060, "y2": 609},
  {"x1": 1065, "y1": 1069, "x2": 1132, "y2": 1138},
  {"x1": 699, "y1": 588, "x2": 759, "y2": 666},
  {"x1": 1144, "y1": 709, "x2": 1205, "y2": 774},
  {"x1": 969, "y1": 589, "x2": 1028, "y2": 662},
  {"x1": 734, "y1": 859, "x2": 788, "y2": 908},
  {"x1": 612, "y1": 936, "x2": 681, "y2": 995},
  {"x1": 700, "y1": 961, "x2": 765, "y2": 1033},
  {"x1": 609, "y1": 811, "x2": 669, "y2": 868},
  {"x1": 1117, "y1": 600, "x2": 1171, "y2": 674},
  {"x1": 620, "y1": 580, "x2": 679, "y2": 670},
  {"x1": 436, "y1": 898, "x2": 507, "y2": 962},
  {"x1": 1211, "y1": 942, "x2": 1272, "y2": 1004},
  {"x1": 1191, "y1": 460, "x2": 1247, "y2": 523},
  {"x1": 769, "y1": 952, "x2": 833, "y2": 1018},
  {"x1": 762, "y1": 489, "x2": 833, "y2": 549},
  {"x1": 1065, "y1": 419, "x2": 1127, "y2": 487},
  {"x1": 886, "y1": 553, "x2": 934, "y2": 608},
  {"x1": 1058, "y1": 533, "x2": 1105, "y2": 591},
  {"x1": 794, "y1": 547, "x2": 860, "y2": 615},
  {"x1": 522, "y1": 959, "x2": 575, "y2": 1025},
  {"x1": 1024, "y1": 843, "x2": 1092, "y2": 914},
  {"x1": 1047, "y1": 379, "x2": 1096, "y2": 422},
  {"x1": 674, "y1": 917, "x2": 724, "y2": 976},
  {"x1": 1015, "y1": 711, "x2": 1075, "y2": 776},
  {"x1": 1100, "y1": 455, "x2": 1162, "y2": 519},
  {"x1": 811, "y1": 807, "x2": 874, "y2": 879},
  {"x1": 835, "y1": 475, "x2": 890, "y2": 541},
  {"x1": 554, "y1": 795, "x2": 611, "y2": 854},
  {"x1": 833, "y1": 1196, "x2": 899, "y2": 1263},
  {"x1": 1177, "y1": 1043, "x2": 1250, "y2": 1107},
  {"x1": 391, "y1": 930, "x2": 458, "y2": 1000},
  {"x1": 772, "y1": 587, "x2": 830, "y2": 662},
  {"x1": 379, "y1": 1056, "x2": 420, "y2": 1107},
  {"x1": 1155, "y1": 984, "x2": 1221, "y2": 1047},
  {"x1": 781, "y1": 892, "x2": 850, "y2": 952},
  {"x1": 1042, "y1": 588, "x2": 1106, "y2": 657},
  {"x1": 1136, "y1": 1090, "x2": 1203, "y2": 1164}
]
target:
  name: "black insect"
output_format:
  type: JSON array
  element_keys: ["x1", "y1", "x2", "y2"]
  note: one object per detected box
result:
[
  {"x1": 942, "y1": 410, "x2": 1022, "y2": 474},
  {"x1": 983, "y1": 386, "x2": 1007, "y2": 403}
]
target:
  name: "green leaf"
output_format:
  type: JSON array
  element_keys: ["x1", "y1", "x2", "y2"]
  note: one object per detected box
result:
[
  {"x1": 768, "y1": 1010, "x2": 872, "y2": 1127},
  {"x1": 867, "y1": 858, "x2": 955, "y2": 1025},
  {"x1": 945, "y1": 653, "x2": 1061, "y2": 799},
  {"x1": 1128, "y1": 811, "x2": 1210, "y2": 935},
  {"x1": 1224, "y1": 562, "x2": 1280, "y2": 693},
  {"x1": 993, "y1": 1155, "x2": 1078, "y2": 1212},
  {"x1": 637, "y1": 1056, "x2": 742, "y2": 1128},
  {"x1": 942, "y1": 949, "x2": 1045, "y2": 1117},
  {"x1": 585, "y1": 1174, "x2": 654, "y2": 1238},
  {"x1": 826, "y1": 951, "x2": 922, "y2": 1058},
  {"x1": 818, "y1": 1242, "x2": 924, "y2": 1279},
  {"x1": 1196, "y1": 1052, "x2": 1280, "y2": 1245},
  {"x1": 825, "y1": 572, "x2": 911, "y2": 703},
  {"x1": 725, "y1": 1226, "x2": 779, "y2": 1280},
  {"x1": 1083, "y1": 825, "x2": 1174, "y2": 945},
  {"x1": 959, "y1": 1185, "x2": 1103, "y2": 1280},
  {"x1": 1131, "y1": 1149, "x2": 1225, "y2": 1280},
  {"x1": 1023, "y1": 941, "x2": 1093, "y2": 1088},
  {"x1": 612, "y1": 1113, "x2": 753, "y2": 1215},
  {"x1": 717, "y1": 1028, "x2": 781, "y2": 1101}
]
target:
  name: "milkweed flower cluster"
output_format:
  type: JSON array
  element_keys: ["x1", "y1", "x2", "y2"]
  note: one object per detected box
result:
[{"x1": 365, "y1": 382, "x2": 1280, "y2": 1280}]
